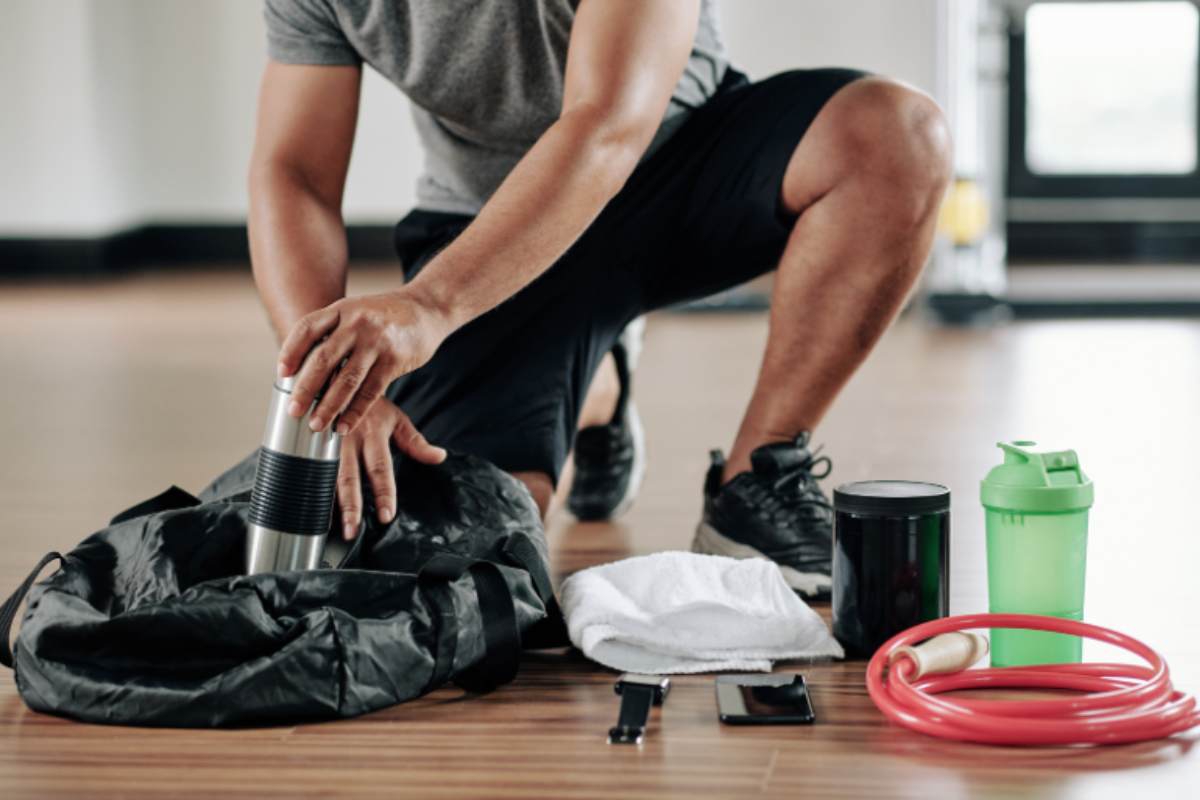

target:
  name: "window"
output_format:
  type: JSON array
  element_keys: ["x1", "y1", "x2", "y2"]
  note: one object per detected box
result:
[
  {"x1": 1025, "y1": 1, "x2": 1198, "y2": 175},
  {"x1": 1006, "y1": 0, "x2": 1200, "y2": 261}
]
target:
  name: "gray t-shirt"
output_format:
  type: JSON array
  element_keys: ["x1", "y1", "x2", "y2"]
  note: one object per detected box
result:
[{"x1": 264, "y1": 0, "x2": 728, "y2": 214}]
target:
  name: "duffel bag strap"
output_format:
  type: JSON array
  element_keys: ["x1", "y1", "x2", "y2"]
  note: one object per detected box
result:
[
  {"x1": 4, "y1": 486, "x2": 199, "y2": 669},
  {"x1": 417, "y1": 554, "x2": 521, "y2": 694},
  {"x1": 417, "y1": 558, "x2": 463, "y2": 692},
  {"x1": 0, "y1": 551, "x2": 64, "y2": 669},
  {"x1": 455, "y1": 561, "x2": 521, "y2": 692},
  {"x1": 501, "y1": 533, "x2": 568, "y2": 649}
]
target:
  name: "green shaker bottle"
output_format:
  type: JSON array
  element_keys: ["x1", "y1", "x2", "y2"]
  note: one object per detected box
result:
[{"x1": 981, "y1": 441, "x2": 1094, "y2": 666}]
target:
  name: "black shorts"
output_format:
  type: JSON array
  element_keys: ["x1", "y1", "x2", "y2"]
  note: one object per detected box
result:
[{"x1": 388, "y1": 68, "x2": 866, "y2": 481}]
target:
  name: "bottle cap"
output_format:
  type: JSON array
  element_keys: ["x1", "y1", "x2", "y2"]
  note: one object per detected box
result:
[
  {"x1": 980, "y1": 441, "x2": 1093, "y2": 513},
  {"x1": 833, "y1": 480, "x2": 950, "y2": 517}
]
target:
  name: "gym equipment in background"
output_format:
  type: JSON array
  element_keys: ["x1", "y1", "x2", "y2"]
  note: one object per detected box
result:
[{"x1": 246, "y1": 375, "x2": 341, "y2": 574}]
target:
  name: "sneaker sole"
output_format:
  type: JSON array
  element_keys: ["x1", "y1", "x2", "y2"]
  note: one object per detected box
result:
[
  {"x1": 691, "y1": 520, "x2": 832, "y2": 600},
  {"x1": 618, "y1": 316, "x2": 646, "y2": 372},
  {"x1": 611, "y1": 400, "x2": 646, "y2": 519}
]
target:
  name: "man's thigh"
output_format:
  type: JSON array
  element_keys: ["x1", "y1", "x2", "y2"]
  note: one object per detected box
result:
[
  {"x1": 578, "y1": 67, "x2": 867, "y2": 311},
  {"x1": 389, "y1": 213, "x2": 641, "y2": 483},
  {"x1": 387, "y1": 69, "x2": 866, "y2": 480}
]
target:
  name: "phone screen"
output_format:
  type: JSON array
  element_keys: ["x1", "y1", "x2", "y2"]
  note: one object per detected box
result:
[{"x1": 716, "y1": 674, "x2": 816, "y2": 724}]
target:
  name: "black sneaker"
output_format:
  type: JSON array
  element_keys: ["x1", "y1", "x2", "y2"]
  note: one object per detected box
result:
[
  {"x1": 692, "y1": 433, "x2": 834, "y2": 600},
  {"x1": 567, "y1": 336, "x2": 646, "y2": 520}
]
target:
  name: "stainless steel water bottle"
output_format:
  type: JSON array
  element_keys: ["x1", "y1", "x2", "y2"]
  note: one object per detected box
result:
[{"x1": 245, "y1": 375, "x2": 341, "y2": 574}]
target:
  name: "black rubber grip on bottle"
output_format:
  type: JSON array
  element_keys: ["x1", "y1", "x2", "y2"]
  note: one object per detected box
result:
[{"x1": 248, "y1": 448, "x2": 339, "y2": 536}]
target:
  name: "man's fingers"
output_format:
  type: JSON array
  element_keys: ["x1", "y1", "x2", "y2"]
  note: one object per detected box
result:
[
  {"x1": 278, "y1": 306, "x2": 340, "y2": 379},
  {"x1": 336, "y1": 438, "x2": 362, "y2": 540},
  {"x1": 391, "y1": 411, "x2": 447, "y2": 465},
  {"x1": 312, "y1": 348, "x2": 377, "y2": 433},
  {"x1": 289, "y1": 334, "x2": 353, "y2": 423},
  {"x1": 362, "y1": 431, "x2": 397, "y2": 525},
  {"x1": 337, "y1": 365, "x2": 392, "y2": 434}
]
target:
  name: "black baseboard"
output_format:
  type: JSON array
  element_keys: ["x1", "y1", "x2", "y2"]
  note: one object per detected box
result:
[
  {"x1": 1007, "y1": 298, "x2": 1200, "y2": 318},
  {"x1": 0, "y1": 224, "x2": 398, "y2": 278},
  {"x1": 928, "y1": 291, "x2": 1200, "y2": 323},
  {"x1": 1007, "y1": 221, "x2": 1200, "y2": 263}
]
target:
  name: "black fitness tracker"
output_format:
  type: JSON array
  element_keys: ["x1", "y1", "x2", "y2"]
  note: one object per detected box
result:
[{"x1": 608, "y1": 673, "x2": 671, "y2": 744}]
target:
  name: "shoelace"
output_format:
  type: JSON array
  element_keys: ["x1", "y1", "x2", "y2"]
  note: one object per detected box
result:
[{"x1": 758, "y1": 436, "x2": 833, "y2": 524}]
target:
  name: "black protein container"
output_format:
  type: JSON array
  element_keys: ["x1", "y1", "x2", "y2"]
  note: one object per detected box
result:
[{"x1": 831, "y1": 481, "x2": 950, "y2": 658}]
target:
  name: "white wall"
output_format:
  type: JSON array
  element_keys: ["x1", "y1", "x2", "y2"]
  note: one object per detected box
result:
[
  {"x1": 1, "y1": 2, "x2": 138, "y2": 235},
  {"x1": 719, "y1": 0, "x2": 940, "y2": 90},
  {"x1": 0, "y1": 0, "x2": 942, "y2": 237}
]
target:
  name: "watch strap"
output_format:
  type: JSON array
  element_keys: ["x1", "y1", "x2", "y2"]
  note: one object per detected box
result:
[{"x1": 607, "y1": 674, "x2": 669, "y2": 745}]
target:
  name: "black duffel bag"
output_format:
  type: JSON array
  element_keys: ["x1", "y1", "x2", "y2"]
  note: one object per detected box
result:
[{"x1": 0, "y1": 451, "x2": 565, "y2": 727}]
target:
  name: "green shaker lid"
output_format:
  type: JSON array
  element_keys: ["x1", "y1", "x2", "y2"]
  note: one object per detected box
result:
[{"x1": 980, "y1": 440, "x2": 1093, "y2": 513}]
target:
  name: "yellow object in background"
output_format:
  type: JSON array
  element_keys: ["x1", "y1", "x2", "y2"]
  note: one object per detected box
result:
[{"x1": 938, "y1": 177, "x2": 990, "y2": 247}]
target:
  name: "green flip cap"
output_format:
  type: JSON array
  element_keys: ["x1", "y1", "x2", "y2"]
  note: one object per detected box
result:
[{"x1": 980, "y1": 441, "x2": 1093, "y2": 514}]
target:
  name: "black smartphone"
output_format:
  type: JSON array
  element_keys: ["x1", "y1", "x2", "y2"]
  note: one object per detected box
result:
[{"x1": 715, "y1": 674, "x2": 816, "y2": 725}]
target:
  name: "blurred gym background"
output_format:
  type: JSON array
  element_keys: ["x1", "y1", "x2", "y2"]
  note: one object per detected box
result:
[
  {"x1": 930, "y1": 0, "x2": 1200, "y2": 321},
  {"x1": 0, "y1": 0, "x2": 1195, "y2": 316},
  {"x1": 4, "y1": 0, "x2": 1196, "y2": 318}
]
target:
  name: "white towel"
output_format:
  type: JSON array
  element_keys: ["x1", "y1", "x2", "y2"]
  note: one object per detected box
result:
[{"x1": 559, "y1": 551, "x2": 843, "y2": 674}]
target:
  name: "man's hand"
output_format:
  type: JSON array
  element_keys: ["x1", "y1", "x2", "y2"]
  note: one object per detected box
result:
[
  {"x1": 336, "y1": 398, "x2": 447, "y2": 539},
  {"x1": 277, "y1": 286, "x2": 454, "y2": 434}
]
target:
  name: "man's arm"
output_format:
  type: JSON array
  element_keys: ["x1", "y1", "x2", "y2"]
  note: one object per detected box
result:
[
  {"x1": 248, "y1": 60, "x2": 444, "y2": 537},
  {"x1": 248, "y1": 61, "x2": 361, "y2": 340},
  {"x1": 404, "y1": 0, "x2": 702, "y2": 330},
  {"x1": 279, "y1": 0, "x2": 701, "y2": 433}
]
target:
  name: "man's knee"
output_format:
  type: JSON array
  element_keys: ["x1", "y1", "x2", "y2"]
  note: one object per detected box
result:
[
  {"x1": 512, "y1": 470, "x2": 554, "y2": 519},
  {"x1": 799, "y1": 78, "x2": 954, "y2": 223}
]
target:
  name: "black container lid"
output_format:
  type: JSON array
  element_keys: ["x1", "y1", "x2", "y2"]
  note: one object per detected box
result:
[{"x1": 833, "y1": 480, "x2": 950, "y2": 516}]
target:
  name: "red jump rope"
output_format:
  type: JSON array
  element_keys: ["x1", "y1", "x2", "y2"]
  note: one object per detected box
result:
[{"x1": 867, "y1": 613, "x2": 1200, "y2": 746}]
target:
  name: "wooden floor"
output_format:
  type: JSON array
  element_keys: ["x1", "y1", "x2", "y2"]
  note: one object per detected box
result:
[{"x1": 1, "y1": 267, "x2": 1198, "y2": 798}]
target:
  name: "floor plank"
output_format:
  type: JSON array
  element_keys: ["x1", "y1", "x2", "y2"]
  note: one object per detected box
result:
[{"x1": 1, "y1": 267, "x2": 1198, "y2": 798}]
